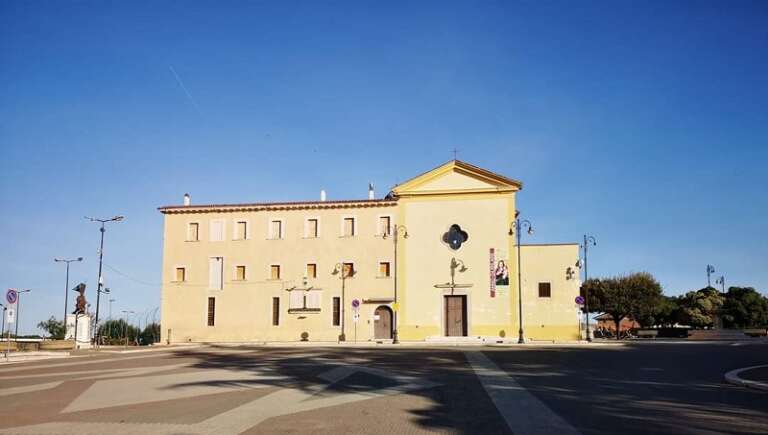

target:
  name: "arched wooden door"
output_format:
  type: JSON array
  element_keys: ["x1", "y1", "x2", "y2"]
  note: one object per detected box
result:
[{"x1": 374, "y1": 306, "x2": 393, "y2": 339}]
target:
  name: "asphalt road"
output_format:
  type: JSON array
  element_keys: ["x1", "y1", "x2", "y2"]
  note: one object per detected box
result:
[{"x1": 1, "y1": 342, "x2": 766, "y2": 434}]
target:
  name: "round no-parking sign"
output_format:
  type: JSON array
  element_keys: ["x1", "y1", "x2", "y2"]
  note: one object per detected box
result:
[{"x1": 6, "y1": 288, "x2": 18, "y2": 305}]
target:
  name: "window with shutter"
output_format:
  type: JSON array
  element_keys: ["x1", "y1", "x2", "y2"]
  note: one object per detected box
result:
[
  {"x1": 236, "y1": 221, "x2": 247, "y2": 240},
  {"x1": 342, "y1": 262, "x2": 354, "y2": 278},
  {"x1": 175, "y1": 267, "x2": 186, "y2": 282},
  {"x1": 272, "y1": 297, "x2": 280, "y2": 326},
  {"x1": 207, "y1": 297, "x2": 215, "y2": 326},
  {"x1": 289, "y1": 291, "x2": 304, "y2": 310},
  {"x1": 307, "y1": 219, "x2": 318, "y2": 238},
  {"x1": 332, "y1": 297, "x2": 340, "y2": 326},
  {"x1": 210, "y1": 220, "x2": 225, "y2": 242},
  {"x1": 379, "y1": 262, "x2": 390, "y2": 278},
  {"x1": 306, "y1": 290, "x2": 321, "y2": 309},
  {"x1": 187, "y1": 223, "x2": 199, "y2": 241},
  {"x1": 235, "y1": 265, "x2": 246, "y2": 281},
  {"x1": 209, "y1": 257, "x2": 223, "y2": 290},
  {"x1": 270, "y1": 265, "x2": 281, "y2": 280},
  {"x1": 270, "y1": 220, "x2": 283, "y2": 239},
  {"x1": 343, "y1": 218, "x2": 355, "y2": 237},
  {"x1": 306, "y1": 263, "x2": 317, "y2": 279},
  {"x1": 379, "y1": 216, "x2": 391, "y2": 236}
]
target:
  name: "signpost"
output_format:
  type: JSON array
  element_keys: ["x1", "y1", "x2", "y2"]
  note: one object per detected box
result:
[
  {"x1": 575, "y1": 296, "x2": 585, "y2": 305},
  {"x1": 351, "y1": 299, "x2": 360, "y2": 342},
  {"x1": 5, "y1": 289, "x2": 18, "y2": 357}
]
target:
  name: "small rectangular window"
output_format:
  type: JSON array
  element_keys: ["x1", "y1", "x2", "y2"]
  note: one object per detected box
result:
[
  {"x1": 379, "y1": 262, "x2": 390, "y2": 278},
  {"x1": 343, "y1": 262, "x2": 354, "y2": 278},
  {"x1": 187, "y1": 223, "x2": 199, "y2": 241},
  {"x1": 270, "y1": 265, "x2": 281, "y2": 280},
  {"x1": 235, "y1": 265, "x2": 246, "y2": 281},
  {"x1": 175, "y1": 267, "x2": 186, "y2": 282},
  {"x1": 306, "y1": 263, "x2": 317, "y2": 279},
  {"x1": 332, "y1": 297, "x2": 341, "y2": 326},
  {"x1": 207, "y1": 297, "x2": 215, "y2": 326},
  {"x1": 379, "y1": 216, "x2": 391, "y2": 236},
  {"x1": 270, "y1": 220, "x2": 283, "y2": 239},
  {"x1": 272, "y1": 297, "x2": 280, "y2": 326},
  {"x1": 236, "y1": 221, "x2": 247, "y2": 240},
  {"x1": 538, "y1": 282, "x2": 552, "y2": 298},
  {"x1": 343, "y1": 217, "x2": 355, "y2": 237},
  {"x1": 307, "y1": 219, "x2": 318, "y2": 238}
]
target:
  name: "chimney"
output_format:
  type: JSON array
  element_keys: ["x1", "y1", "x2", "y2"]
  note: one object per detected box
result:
[
  {"x1": 320, "y1": 190, "x2": 326, "y2": 202},
  {"x1": 183, "y1": 193, "x2": 191, "y2": 206},
  {"x1": 368, "y1": 183, "x2": 374, "y2": 200}
]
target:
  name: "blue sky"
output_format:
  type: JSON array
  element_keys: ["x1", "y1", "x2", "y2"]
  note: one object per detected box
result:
[{"x1": 1, "y1": 1, "x2": 766, "y2": 334}]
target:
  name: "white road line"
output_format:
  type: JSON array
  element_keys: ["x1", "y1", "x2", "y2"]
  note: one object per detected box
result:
[
  {"x1": 465, "y1": 351, "x2": 581, "y2": 435},
  {"x1": 0, "y1": 381, "x2": 62, "y2": 397}
]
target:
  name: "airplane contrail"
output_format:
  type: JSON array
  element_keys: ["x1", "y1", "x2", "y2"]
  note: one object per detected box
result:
[{"x1": 169, "y1": 65, "x2": 202, "y2": 116}]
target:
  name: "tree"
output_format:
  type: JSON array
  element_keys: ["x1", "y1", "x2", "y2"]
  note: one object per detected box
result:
[
  {"x1": 721, "y1": 287, "x2": 768, "y2": 328},
  {"x1": 140, "y1": 323, "x2": 161, "y2": 345},
  {"x1": 37, "y1": 316, "x2": 65, "y2": 339},
  {"x1": 97, "y1": 319, "x2": 140, "y2": 345},
  {"x1": 582, "y1": 272, "x2": 663, "y2": 338},
  {"x1": 678, "y1": 287, "x2": 724, "y2": 329}
]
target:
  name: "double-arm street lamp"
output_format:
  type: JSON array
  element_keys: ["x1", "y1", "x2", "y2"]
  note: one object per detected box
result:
[
  {"x1": 581, "y1": 235, "x2": 597, "y2": 342},
  {"x1": 86, "y1": 215, "x2": 123, "y2": 338},
  {"x1": 382, "y1": 224, "x2": 408, "y2": 344},
  {"x1": 706, "y1": 264, "x2": 715, "y2": 288},
  {"x1": 121, "y1": 310, "x2": 135, "y2": 347},
  {"x1": 332, "y1": 262, "x2": 355, "y2": 342},
  {"x1": 54, "y1": 257, "x2": 83, "y2": 324},
  {"x1": 14, "y1": 289, "x2": 31, "y2": 339},
  {"x1": 715, "y1": 275, "x2": 726, "y2": 293},
  {"x1": 509, "y1": 211, "x2": 533, "y2": 344}
]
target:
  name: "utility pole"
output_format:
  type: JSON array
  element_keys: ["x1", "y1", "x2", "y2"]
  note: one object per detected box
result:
[
  {"x1": 383, "y1": 224, "x2": 408, "y2": 344},
  {"x1": 86, "y1": 215, "x2": 123, "y2": 340},
  {"x1": 706, "y1": 265, "x2": 715, "y2": 288},
  {"x1": 582, "y1": 235, "x2": 597, "y2": 342},
  {"x1": 14, "y1": 289, "x2": 31, "y2": 339},
  {"x1": 55, "y1": 257, "x2": 83, "y2": 324}
]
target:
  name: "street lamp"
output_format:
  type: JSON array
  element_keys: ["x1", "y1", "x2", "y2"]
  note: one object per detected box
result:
[
  {"x1": 332, "y1": 263, "x2": 355, "y2": 342},
  {"x1": 706, "y1": 264, "x2": 715, "y2": 288},
  {"x1": 509, "y1": 211, "x2": 533, "y2": 344},
  {"x1": 54, "y1": 257, "x2": 83, "y2": 324},
  {"x1": 382, "y1": 224, "x2": 408, "y2": 344},
  {"x1": 1, "y1": 303, "x2": 5, "y2": 354},
  {"x1": 581, "y1": 235, "x2": 597, "y2": 342},
  {"x1": 715, "y1": 275, "x2": 726, "y2": 293},
  {"x1": 86, "y1": 215, "x2": 124, "y2": 338},
  {"x1": 121, "y1": 310, "x2": 134, "y2": 348},
  {"x1": 14, "y1": 289, "x2": 31, "y2": 339}
]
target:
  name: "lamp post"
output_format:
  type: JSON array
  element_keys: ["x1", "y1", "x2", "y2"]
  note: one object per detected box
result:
[
  {"x1": 382, "y1": 224, "x2": 408, "y2": 344},
  {"x1": 715, "y1": 275, "x2": 726, "y2": 293},
  {"x1": 54, "y1": 257, "x2": 83, "y2": 324},
  {"x1": 509, "y1": 211, "x2": 533, "y2": 344},
  {"x1": 14, "y1": 289, "x2": 31, "y2": 339},
  {"x1": 332, "y1": 263, "x2": 354, "y2": 342},
  {"x1": 86, "y1": 215, "x2": 123, "y2": 339},
  {"x1": 1, "y1": 303, "x2": 5, "y2": 352},
  {"x1": 121, "y1": 310, "x2": 134, "y2": 348},
  {"x1": 706, "y1": 265, "x2": 715, "y2": 288},
  {"x1": 581, "y1": 235, "x2": 597, "y2": 342}
]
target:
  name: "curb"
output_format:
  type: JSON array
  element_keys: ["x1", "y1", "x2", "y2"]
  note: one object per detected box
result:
[{"x1": 724, "y1": 365, "x2": 768, "y2": 391}]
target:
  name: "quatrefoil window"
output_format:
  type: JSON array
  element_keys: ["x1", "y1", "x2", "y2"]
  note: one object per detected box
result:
[{"x1": 442, "y1": 224, "x2": 468, "y2": 250}]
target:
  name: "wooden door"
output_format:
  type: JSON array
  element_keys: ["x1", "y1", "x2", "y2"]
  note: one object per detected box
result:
[
  {"x1": 374, "y1": 306, "x2": 393, "y2": 339},
  {"x1": 445, "y1": 296, "x2": 467, "y2": 336}
]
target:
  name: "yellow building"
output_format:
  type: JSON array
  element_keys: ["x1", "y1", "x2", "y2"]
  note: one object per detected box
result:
[{"x1": 158, "y1": 160, "x2": 582, "y2": 343}]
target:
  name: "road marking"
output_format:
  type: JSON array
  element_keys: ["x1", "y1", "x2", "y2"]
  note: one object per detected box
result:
[
  {"x1": 0, "y1": 381, "x2": 63, "y2": 397},
  {"x1": 0, "y1": 351, "x2": 179, "y2": 373},
  {"x1": 2, "y1": 364, "x2": 440, "y2": 434},
  {"x1": 465, "y1": 351, "x2": 581, "y2": 435}
]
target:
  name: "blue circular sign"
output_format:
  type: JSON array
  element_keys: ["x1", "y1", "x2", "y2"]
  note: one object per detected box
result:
[
  {"x1": 575, "y1": 295, "x2": 585, "y2": 305},
  {"x1": 6, "y1": 289, "x2": 18, "y2": 304}
]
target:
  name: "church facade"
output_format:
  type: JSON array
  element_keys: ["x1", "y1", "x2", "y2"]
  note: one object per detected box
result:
[{"x1": 159, "y1": 160, "x2": 581, "y2": 343}]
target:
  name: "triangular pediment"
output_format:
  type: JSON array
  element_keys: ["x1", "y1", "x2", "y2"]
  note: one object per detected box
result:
[{"x1": 392, "y1": 160, "x2": 522, "y2": 197}]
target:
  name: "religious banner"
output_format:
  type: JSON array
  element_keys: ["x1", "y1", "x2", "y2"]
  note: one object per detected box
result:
[{"x1": 490, "y1": 248, "x2": 510, "y2": 298}]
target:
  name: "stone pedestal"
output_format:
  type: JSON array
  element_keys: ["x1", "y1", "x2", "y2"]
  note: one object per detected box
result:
[{"x1": 65, "y1": 314, "x2": 92, "y2": 349}]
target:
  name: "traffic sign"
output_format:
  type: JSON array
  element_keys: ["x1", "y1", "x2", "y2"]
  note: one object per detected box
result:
[
  {"x1": 575, "y1": 296, "x2": 585, "y2": 305},
  {"x1": 6, "y1": 308, "x2": 15, "y2": 324},
  {"x1": 351, "y1": 299, "x2": 360, "y2": 309},
  {"x1": 6, "y1": 288, "x2": 18, "y2": 305}
]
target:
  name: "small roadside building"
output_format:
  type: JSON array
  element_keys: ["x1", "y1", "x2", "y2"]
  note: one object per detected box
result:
[{"x1": 158, "y1": 160, "x2": 582, "y2": 343}]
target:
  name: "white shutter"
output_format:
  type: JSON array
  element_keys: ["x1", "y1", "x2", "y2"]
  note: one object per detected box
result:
[
  {"x1": 289, "y1": 291, "x2": 304, "y2": 309},
  {"x1": 210, "y1": 220, "x2": 224, "y2": 242},
  {"x1": 209, "y1": 257, "x2": 223, "y2": 290},
  {"x1": 307, "y1": 290, "x2": 322, "y2": 309}
]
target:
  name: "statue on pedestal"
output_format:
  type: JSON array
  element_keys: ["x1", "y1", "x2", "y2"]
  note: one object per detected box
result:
[{"x1": 72, "y1": 283, "x2": 87, "y2": 314}]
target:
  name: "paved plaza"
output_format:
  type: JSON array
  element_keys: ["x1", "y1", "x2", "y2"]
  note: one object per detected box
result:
[{"x1": 1, "y1": 342, "x2": 766, "y2": 434}]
